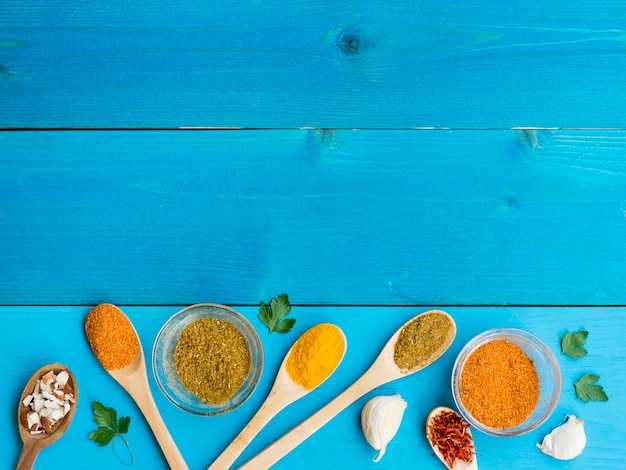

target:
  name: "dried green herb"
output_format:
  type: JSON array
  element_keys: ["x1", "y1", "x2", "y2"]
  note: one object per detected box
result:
[
  {"x1": 561, "y1": 330, "x2": 588, "y2": 359},
  {"x1": 174, "y1": 318, "x2": 250, "y2": 404},
  {"x1": 394, "y1": 311, "x2": 453, "y2": 371},
  {"x1": 88, "y1": 401, "x2": 134, "y2": 465},
  {"x1": 259, "y1": 293, "x2": 296, "y2": 334},
  {"x1": 574, "y1": 373, "x2": 608, "y2": 403}
]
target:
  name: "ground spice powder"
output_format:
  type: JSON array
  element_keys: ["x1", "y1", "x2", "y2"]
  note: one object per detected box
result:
[
  {"x1": 85, "y1": 303, "x2": 140, "y2": 370},
  {"x1": 394, "y1": 311, "x2": 452, "y2": 371},
  {"x1": 286, "y1": 323, "x2": 345, "y2": 390},
  {"x1": 460, "y1": 339, "x2": 539, "y2": 429},
  {"x1": 174, "y1": 318, "x2": 250, "y2": 405}
]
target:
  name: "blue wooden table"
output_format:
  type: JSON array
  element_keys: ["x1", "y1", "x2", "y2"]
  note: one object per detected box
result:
[
  {"x1": 4, "y1": 306, "x2": 624, "y2": 469},
  {"x1": 2, "y1": 1, "x2": 626, "y2": 469}
]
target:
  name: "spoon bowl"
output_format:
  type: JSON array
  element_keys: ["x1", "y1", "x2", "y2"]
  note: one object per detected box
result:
[
  {"x1": 85, "y1": 304, "x2": 188, "y2": 470},
  {"x1": 426, "y1": 406, "x2": 478, "y2": 470},
  {"x1": 239, "y1": 309, "x2": 456, "y2": 469},
  {"x1": 16, "y1": 363, "x2": 78, "y2": 470},
  {"x1": 208, "y1": 323, "x2": 347, "y2": 470}
]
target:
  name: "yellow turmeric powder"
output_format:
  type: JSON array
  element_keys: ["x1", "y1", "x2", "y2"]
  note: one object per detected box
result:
[{"x1": 286, "y1": 323, "x2": 346, "y2": 390}]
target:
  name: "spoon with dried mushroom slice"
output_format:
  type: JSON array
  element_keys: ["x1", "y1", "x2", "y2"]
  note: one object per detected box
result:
[{"x1": 17, "y1": 363, "x2": 78, "y2": 470}]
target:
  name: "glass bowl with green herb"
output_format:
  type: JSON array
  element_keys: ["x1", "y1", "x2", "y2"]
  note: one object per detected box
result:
[
  {"x1": 152, "y1": 303, "x2": 264, "y2": 416},
  {"x1": 451, "y1": 328, "x2": 561, "y2": 436}
]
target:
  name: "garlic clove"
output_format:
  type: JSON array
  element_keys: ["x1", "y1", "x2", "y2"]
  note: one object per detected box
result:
[
  {"x1": 361, "y1": 394, "x2": 407, "y2": 463},
  {"x1": 537, "y1": 415, "x2": 586, "y2": 460}
]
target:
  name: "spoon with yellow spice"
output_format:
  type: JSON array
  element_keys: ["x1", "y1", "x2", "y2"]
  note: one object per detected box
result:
[
  {"x1": 208, "y1": 323, "x2": 347, "y2": 470},
  {"x1": 238, "y1": 310, "x2": 456, "y2": 469},
  {"x1": 85, "y1": 303, "x2": 188, "y2": 470}
]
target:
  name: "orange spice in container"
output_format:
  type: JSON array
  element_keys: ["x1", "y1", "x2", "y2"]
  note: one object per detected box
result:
[
  {"x1": 459, "y1": 339, "x2": 539, "y2": 429},
  {"x1": 85, "y1": 303, "x2": 140, "y2": 370}
]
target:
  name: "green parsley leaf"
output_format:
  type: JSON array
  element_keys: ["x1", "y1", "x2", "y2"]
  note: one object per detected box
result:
[
  {"x1": 574, "y1": 373, "x2": 608, "y2": 403},
  {"x1": 561, "y1": 330, "x2": 588, "y2": 359},
  {"x1": 92, "y1": 401, "x2": 119, "y2": 429},
  {"x1": 88, "y1": 401, "x2": 134, "y2": 465},
  {"x1": 118, "y1": 415, "x2": 131, "y2": 434},
  {"x1": 258, "y1": 293, "x2": 296, "y2": 334},
  {"x1": 88, "y1": 426, "x2": 116, "y2": 447}
]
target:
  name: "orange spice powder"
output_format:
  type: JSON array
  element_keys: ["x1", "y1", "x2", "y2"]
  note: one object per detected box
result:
[
  {"x1": 85, "y1": 303, "x2": 140, "y2": 370},
  {"x1": 460, "y1": 339, "x2": 539, "y2": 429}
]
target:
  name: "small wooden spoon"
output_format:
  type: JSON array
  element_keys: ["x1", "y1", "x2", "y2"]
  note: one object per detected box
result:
[
  {"x1": 17, "y1": 363, "x2": 78, "y2": 470},
  {"x1": 208, "y1": 323, "x2": 347, "y2": 470},
  {"x1": 426, "y1": 406, "x2": 478, "y2": 470},
  {"x1": 87, "y1": 306, "x2": 188, "y2": 470},
  {"x1": 238, "y1": 310, "x2": 456, "y2": 469}
]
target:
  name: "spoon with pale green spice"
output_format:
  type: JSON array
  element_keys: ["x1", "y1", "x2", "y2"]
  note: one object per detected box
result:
[{"x1": 238, "y1": 310, "x2": 456, "y2": 469}]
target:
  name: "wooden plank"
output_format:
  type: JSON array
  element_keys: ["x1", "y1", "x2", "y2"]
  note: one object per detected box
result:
[
  {"x1": 3, "y1": 306, "x2": 624, "y2": 469},
  {"x1": 1, "y1": 1, "x2": 625, "y2": 128},
  {"x1": 2, "y1": 129, "x2": 626, "y2": 306}
]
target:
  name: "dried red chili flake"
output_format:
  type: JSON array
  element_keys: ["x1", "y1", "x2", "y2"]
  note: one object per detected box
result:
[{"x1": 427, "y1": 409, "x2": 475, "y2": 468}]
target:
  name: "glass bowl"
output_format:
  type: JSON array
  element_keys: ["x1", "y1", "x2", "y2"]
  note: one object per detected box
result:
[
  {"x1": 451, "y1": 328, "x2": 560, "y2": 436},
  {"x1": 152, "y1": 303, "x2": 264, "y2": 416}
]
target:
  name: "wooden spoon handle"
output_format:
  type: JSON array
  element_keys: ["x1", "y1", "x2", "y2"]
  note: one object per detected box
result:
[
  {"x1": 238, "y1": 368, "x2": 385, "y2": 470},
  {"x1": 135, "y1": 392, "x2": 189, "y2": 470},
  {"x1": 209, "y1": 398, "x2": 281, "y2": 470},
  {"x1": 16, "y1": 442, "x2": 41, "y2": 470}
]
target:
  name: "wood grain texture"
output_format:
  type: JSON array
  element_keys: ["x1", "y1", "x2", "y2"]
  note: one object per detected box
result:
[
  {"x1": 3, "y1": 306, "x2": 625, "y2": 469},
  {"x1": 1, "y1": 0, "x2": 625, "y2": 128},
  {"x1": 2, "y1": 129, "x2": 626, "y2": 306}
]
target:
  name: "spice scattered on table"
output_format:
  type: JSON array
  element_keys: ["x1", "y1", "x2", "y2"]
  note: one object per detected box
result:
[
  {"x1": 286, "y1": 323, "x2": 345, "y2": 390},
  {"x1": 537, "y1": 415, "x2": 586, "y2": 460},
  {"x1": 20, "y1": 369, "x2": 75, "y2": 435},
  {"x1": 394, "y1": 311, "x2": 453, "y2": 371},
  {"x1": 460, "y1": 339, "x2": 539, "y2": 429},
  {"x1": 361, "y1": 394, "x2": 407, "y2": 463},
  {"x1": 85, "y1": 303, "x2": 140, "y2": 371},
  {"x1": 427, "y1": 408, "x2": 475, "y2": 468},
  {"x1": 174, "y1": 317, "x2": 251, "y2": 404}
]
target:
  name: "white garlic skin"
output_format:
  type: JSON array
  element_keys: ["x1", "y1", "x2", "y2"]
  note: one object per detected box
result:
[
  {"x1": 361, "y1": 394, "x2": 408, "y2": 463},
  {"x1": 537, "y1": 415, "x2": 586, "y2": 460}
]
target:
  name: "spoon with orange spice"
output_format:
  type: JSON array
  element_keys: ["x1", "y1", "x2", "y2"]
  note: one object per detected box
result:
[
  {"x1": 426, "y1": 406, "x2": 478, "y2": 470},
  {"x1": 208, "y1": 323, "x2": 347, "y2": 470},
  {"x1": 85, "y1": 303, "x2": 188, "y2": 470}
]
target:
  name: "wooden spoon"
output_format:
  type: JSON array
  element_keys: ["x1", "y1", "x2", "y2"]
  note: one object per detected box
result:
[
  {"x1": 17, "y1": 363, "x2": 78, "y2": 470},
  {"x1": 238, "y1": 309, "x2": 456, "y2": 469},
  {"x1": 208, "y1": 323, "x2": 347, "y2": 470},
  {"x1": 87, "y1": 305, "x2": 188, "y2": 470},
  {"x1": 426, "y1": 406, "x2": 478, "y2": 470}
]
